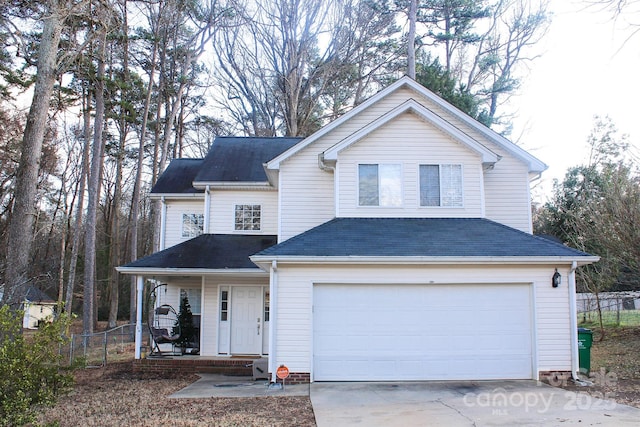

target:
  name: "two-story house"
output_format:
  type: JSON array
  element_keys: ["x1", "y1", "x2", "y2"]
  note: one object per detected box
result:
[{"x1": 118, "y1": 77, "x2": 598, "y2": 383}]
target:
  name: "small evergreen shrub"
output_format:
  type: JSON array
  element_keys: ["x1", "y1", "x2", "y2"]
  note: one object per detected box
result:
[{"x1": 0, "y1": 305, "x2": 74, "y2": 426}]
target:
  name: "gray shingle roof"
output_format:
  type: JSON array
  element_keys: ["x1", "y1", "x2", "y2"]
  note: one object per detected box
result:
[
  {"x1": 25, "y1": 286, "x2": 55, "y2": 303},
  {"x1": 151, "y1": 159, "x2": 204, "y2": 194},
  {"x1": 122, "y1": 234, "x2": 278, "y2": 269},
  {"x1": 255, "y1": 218, "x2": 593, "y2": 258},
  {"x1": 194, "y1": 137, "x2": 303, "y2": 183}
]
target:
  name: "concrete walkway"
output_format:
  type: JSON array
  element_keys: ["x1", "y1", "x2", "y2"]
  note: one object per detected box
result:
[
  {"x1": 310, "y1": 380, "x2": 640, "y2": 426},
  {"x1": 169, "y1": 374, "x2": 309, "y2": 398}
]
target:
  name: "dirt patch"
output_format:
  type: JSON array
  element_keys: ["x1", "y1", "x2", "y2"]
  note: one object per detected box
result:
[
  {"x1": 560, "y1": 327, "x2": 640, "y2": 408},
  {"x1": 37, "y1": 361, "x2": 316, "y2": 427}
]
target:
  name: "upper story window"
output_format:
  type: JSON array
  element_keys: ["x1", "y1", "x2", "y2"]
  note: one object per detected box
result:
[
  {"x1": 358, "y1": 164, "x2": 402, "y2": 207},
  {"x1": 419, "y1": 164, "x2": 463, "y2": 207},
  {"x1": 235, "y1": 204, "x2": 261, "y2": 230},
  {"x1": 182, "y1": 213, "x2": 204, "y2": 238}
]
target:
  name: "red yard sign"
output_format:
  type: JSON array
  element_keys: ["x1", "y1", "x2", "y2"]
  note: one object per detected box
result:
[{"x1": 276, "y1": 365, "x2": 290, "y2": 380}]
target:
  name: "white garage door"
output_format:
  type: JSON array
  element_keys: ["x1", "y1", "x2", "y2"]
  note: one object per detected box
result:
[{"x1": 313, "y1": 284, "x2": 533, "y2": 381}]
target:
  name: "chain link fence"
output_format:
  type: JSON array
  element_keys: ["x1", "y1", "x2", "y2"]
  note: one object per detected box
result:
[
  {"x1": 577, "y1": 292, "x2": 640, "y2": 326},
  {"x1": 62, "y1": 323, "x2": 137, "y2": 367}
]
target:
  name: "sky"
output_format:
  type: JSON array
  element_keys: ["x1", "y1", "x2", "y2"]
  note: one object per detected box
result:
[{"x1": 510, "y1": 0, "x2": 640, "y2": 202}]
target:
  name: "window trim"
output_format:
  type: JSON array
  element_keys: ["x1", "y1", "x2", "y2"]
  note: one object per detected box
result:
[
  {"x1": 181, "y1": 213, "x2": 205, "y2": 238},
  {"x1": 418, "y1": 163, "x2": 464, "y2": 208},
  {"x1": 357, "y1": 163, "x2": 403, "y2": 207},
  {"x1": 234, "y1": 204, "x2": 262, "y2": 232}
]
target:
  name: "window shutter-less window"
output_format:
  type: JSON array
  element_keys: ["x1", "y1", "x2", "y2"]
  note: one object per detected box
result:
[
  {"x1": 441, "y1": 164, "x2": 463, "y2": 207},
  {"x1": 359, "y1": 164, "x2": 379, "y2": 206},
  {"x1": 420, "y1": 165, "x2": 440, "y2": 206}
]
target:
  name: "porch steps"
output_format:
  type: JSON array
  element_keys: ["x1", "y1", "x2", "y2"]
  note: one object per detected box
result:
[{"x1": 133, "y1": 357, "x2": 256, "y2": 376}]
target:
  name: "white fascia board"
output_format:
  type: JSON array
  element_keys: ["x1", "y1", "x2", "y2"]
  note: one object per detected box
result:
[
  {"x1": 149, "y1": 193, "x2": 204, "y2": 200},
  {"x1": 398, "y1": 78, "x2": 548, "y2": 173},
  {"x1": 322, "y1": 99, "x2": 499, "y2": 165},
  {"x1": 266, "y1": 77, "x2": 413, "y2": 170},
  {"x1": 264, "y1": 164, "x2": 279, "y2": 188},
  {"x1": 250, "y1": 255, "x2": 600, "y2": 270},
  {"x1": 192, "y1": 181, "x2": 274, "y2": 191},
  {"x1": 115, "y1": 267, "x2": 268, "y2": 276},
  {"x1": 266, "y1": 76, "x2": 547, "y2": 173}
]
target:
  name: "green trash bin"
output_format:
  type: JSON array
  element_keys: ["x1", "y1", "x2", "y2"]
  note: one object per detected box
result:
[{"x1": 577, "y1": 328, "x2": 593, "y2": 374}]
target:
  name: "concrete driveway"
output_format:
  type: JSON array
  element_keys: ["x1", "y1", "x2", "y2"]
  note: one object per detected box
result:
[{"x1": 310, "y1": 380, "x2": 640, "y2": 426}]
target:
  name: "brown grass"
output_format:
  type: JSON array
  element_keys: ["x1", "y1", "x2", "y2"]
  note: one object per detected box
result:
[
  {"x1": 561, "y1": 326, "x2": 640, "y2": 408},
  {"x1": 36, "y1": 362, "x2": 316, "y2": 427}
]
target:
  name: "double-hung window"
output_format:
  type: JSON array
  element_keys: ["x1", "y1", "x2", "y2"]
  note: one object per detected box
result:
[
  {"x1": 358, "y1": 164, "x2": 402, "y2": 207},
  {"x1": 182, "y1": 213, "x2": 204, "y2": 238},
  {"x1": 419, "y1": 164, "x2": 463, "y2": 207}
]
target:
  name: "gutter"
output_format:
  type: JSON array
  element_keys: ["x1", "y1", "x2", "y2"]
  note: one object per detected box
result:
[
  {"x1": 250, "y1": 255, "x2": 601, "y2": 270},
  {"x1": 115, "y1": 267, "x2": 268, "y2": 276},
  {"x1": 568, "y1": 261, "x2": 581, "y2": 381}
]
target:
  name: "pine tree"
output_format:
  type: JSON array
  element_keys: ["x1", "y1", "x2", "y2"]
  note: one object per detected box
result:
[{"x1": 173, "y1": 295, "x2": 196, "y2": 348}]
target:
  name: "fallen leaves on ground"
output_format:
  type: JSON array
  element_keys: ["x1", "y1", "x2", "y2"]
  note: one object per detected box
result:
[{"x1": 37, "y1": 362, "x2": 316, "y2": 427}]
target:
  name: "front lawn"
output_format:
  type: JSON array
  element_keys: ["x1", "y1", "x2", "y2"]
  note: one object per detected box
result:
[{"x1": 37, "y1": 362, "x2": 316, "y2": 427}]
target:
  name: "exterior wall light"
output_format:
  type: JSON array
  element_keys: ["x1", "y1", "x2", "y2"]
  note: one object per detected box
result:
[{"x1": 552, "y1": 269, "x2": 561, "y2": 288}]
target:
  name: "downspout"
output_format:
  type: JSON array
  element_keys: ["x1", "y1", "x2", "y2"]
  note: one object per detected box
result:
[
  {"x1": 269, "y1": 260, "x2": 278, "y2": 382},
  {"x1": 159, "y1": 197, "x2": 167, "y2": 250},
  {"x1": 203, "y1": 185, "x2": 211, "y2": 233},
  {"x1": 318, "y1": 154, "x2": 338, "y2": 216},
  {"x1": 568, "y1": 261, "x2": 580, "y2": 380},
  {"x1": 134, "y1": 275, "x2": 144, "y2": 360}
]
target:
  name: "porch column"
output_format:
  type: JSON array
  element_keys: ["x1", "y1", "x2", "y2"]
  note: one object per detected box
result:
[
  {"x1": 269, "y1": 260, "x2": 278, "y2": 382},
  {"x1": 135, "y1": 275, "x2": 144, "y2": 359}
]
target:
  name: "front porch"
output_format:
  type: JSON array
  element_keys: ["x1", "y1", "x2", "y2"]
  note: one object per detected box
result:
[{"x1": 133, "y1": 355, "x2": 260, "y2": 376}]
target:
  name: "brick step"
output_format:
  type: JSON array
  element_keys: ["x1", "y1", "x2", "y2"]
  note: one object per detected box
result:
[{"x1": 133, "y1": 357, "x2": 257, "y2": 376}]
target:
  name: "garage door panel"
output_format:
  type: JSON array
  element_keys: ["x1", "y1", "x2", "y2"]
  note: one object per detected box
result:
[{"x1": 313, "y1": 284, "x2": 533, "y2": 381}]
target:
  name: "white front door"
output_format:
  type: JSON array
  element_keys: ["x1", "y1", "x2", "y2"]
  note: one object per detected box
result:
[{"x1": 230, "y1": 286, "x2": 262, "y2": 354}]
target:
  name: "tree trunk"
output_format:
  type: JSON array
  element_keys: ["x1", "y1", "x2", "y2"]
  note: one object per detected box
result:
[
  {"x1": 407, "y1": 0, "x2": 416, "y2": 79},
  {"x1": 83, "y1": 27, "x2": 107, "y2": 335},
  {"x1": 65, "y1": 89, "x2": 91, "y2": 313},
  {"x1": 129, "y1": 28, "x2": 159, "y2": 323},
  {"x1": 108, "y1": 0, "x2": 129, "y2": 329},
  {"x1": 2, "y1": 10, "x2": 62, "y2": 307}
]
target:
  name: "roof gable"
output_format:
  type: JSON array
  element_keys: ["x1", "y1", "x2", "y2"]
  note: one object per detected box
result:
[
  {"x1": 322, "y1": 99, "x2": 499, "y2": 167},
  {"x1": 267, "y1": 77, "x2": 547, "y2": 173}
]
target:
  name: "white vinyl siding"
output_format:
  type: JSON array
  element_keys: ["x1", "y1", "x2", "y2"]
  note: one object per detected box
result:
[
  {"x1": 483, "y1": 157, "x2": 532, "y2": 232},
  {"x1": 201, "y1": 278, "x2": 218, "y2": 356},
  {"x1": 210, "y1": 190, "x2": 278, "y2": 234},
  {"x1": 271, "y1": 264, "x2": 572, "y2": 378},
  {"x1": 336, "y1": 112, "x2": 482, "y2": 218},
  {"x1": 278, "y1": 89, "x2": 416, "y2": 241},
  {"x1": 164, "y1": 199, "x2": 205, "y2": 248}
]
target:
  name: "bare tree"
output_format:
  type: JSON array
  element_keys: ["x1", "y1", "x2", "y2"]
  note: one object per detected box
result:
[
  {"x1": 83, "y1": 10, "x2": 111, "y2": 334},
  {"x1": 408, "y1": 0, "x2": 417, "y2": 78},
  {"x1": 2, "y1": 3, "x2": 66, "y2": 306}
]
